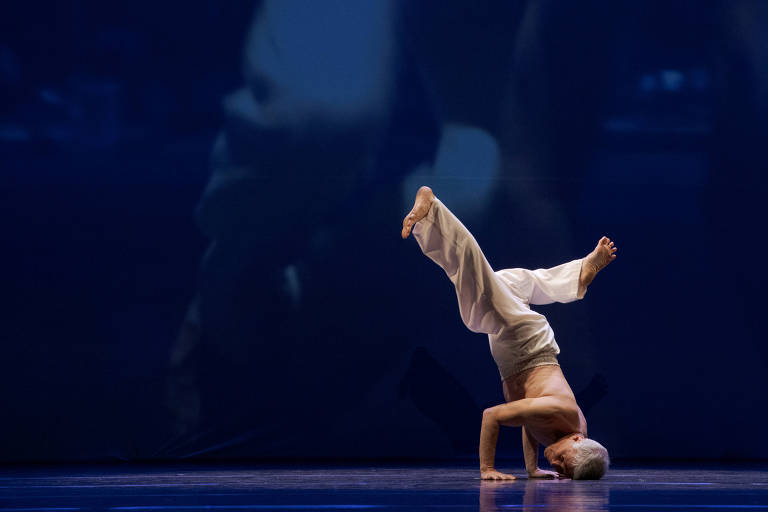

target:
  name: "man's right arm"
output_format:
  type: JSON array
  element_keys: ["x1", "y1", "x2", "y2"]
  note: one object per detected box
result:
[{"x1": 480, "y1": 407, "x2": 512, "y2": 480}]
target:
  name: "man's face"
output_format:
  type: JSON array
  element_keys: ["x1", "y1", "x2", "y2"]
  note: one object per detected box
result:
[{"x1": 544, "y1": 434, "x2": 584, "y2": 478}]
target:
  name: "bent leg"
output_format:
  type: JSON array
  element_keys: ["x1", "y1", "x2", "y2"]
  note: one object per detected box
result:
[
  {"x1": 495, "y1": 236, "x2": 617, "y2": 305},
  {"x1": 495, "y1": 262, "x2": 583, "y2": 306},
  {"x1": 412, "y1": 197, "x2": 517, "y2": 335}
]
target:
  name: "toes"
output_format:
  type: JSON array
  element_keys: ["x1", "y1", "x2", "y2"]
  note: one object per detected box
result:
[{"x1": 401, "y1": 217, "x2": 413, "y2": 239}]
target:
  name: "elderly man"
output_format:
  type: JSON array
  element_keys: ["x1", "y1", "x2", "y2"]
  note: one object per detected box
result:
[{"x1": 401, "y1": 186, "x2": 615, "y2": 480}]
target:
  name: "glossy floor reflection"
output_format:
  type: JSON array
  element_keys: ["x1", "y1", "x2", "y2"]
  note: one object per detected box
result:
[{"x1": 1, "y1": 465, "x2": 767, "y2": 511}]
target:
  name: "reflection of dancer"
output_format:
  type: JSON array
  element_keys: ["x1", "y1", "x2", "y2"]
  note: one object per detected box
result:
[
  {"x1": 479, "y1": 479, "x2": 610, "y2": 511},
  {"x1": 402, "y1": 187, "x2": 614, "y2": 480}
]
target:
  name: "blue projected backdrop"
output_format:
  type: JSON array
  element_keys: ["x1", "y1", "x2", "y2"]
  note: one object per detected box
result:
[{"x1": 1, "y1": 0, "x2": 766, "y2": 462}]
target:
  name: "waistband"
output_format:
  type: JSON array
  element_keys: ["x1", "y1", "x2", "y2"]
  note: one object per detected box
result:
[{"x1": 502, "y1": 351, "x2": 560, "y2": 380}]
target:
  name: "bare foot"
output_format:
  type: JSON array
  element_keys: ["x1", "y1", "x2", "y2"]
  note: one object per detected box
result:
[
  {"x1": 579, "y1": 236, "x2": 617, "y2": 291},
  {"x1": 401, "y1": 186, "x2": 435, "y2": 239}
]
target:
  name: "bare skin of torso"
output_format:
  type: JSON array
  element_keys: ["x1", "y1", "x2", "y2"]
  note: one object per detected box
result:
[{"x1": 502, "y1": 364, "x2": 586, "y2": 447}]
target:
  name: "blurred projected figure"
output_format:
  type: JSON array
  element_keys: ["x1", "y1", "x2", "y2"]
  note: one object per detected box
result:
[
  {"x1": 402, "y1": 187, "x2": 614, "y2": 480},
  {"x1": 166, "y1": 0, "x2": 615, "y2": 457},
  {"x1": 164, "y1": 0, "x2": 407, "y2": 455}
]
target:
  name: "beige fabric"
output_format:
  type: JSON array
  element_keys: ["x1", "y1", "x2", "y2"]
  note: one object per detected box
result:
[{"x1": 412, "y1": 198, "x2": 583, "y2": 379}]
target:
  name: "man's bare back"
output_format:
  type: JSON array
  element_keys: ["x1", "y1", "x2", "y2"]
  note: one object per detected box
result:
[{"x1": 402, "y1": 186, "x2": 615, "y2": 480}]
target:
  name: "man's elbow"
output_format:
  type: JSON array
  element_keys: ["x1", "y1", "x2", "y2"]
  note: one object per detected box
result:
[
  {"x1": 485, "y1": 402, "x2": 527, "y2": 427},
  {"x1": 482, "y1": 407, "x2": 498, "y2": 424}
]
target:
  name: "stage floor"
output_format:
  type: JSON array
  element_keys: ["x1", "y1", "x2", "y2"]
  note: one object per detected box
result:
[{"x1": 1, "y1": 464, "x2": 767, "y2": 511}]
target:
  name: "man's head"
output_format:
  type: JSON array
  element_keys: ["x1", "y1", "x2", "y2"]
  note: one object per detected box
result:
[{"x1": 544, "y1": 434, "x2": 609, "y2": 480}]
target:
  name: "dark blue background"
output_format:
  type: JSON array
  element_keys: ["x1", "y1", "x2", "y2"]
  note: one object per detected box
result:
[{"x1": 2, "y1": 0, "x2": 766, "y2": 462}]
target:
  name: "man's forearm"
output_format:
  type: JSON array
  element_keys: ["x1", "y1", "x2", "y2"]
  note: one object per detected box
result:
[
  {"x1": 522, "y1": 426, "x2": 539, "y2": 474},
  {"x1": 479, "y1": 409, "x2": 500, "y2": 471}
]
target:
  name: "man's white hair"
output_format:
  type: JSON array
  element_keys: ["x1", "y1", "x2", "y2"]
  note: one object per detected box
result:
[{"x1": 572, "y1": 439, "x2": 610, "y2": 480}]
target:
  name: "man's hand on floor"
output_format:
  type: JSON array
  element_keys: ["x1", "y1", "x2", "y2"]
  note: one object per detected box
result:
[
  {"x1": 481, "y1": 469, "x2": 516, "y2": 480},
  {"x1": 528, "y1": 468, "x2": 561, "y2": 479}
]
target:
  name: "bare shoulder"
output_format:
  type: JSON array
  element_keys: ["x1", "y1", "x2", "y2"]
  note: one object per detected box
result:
[{"x1": 522, "y1": 396, "x2": 583, "y2": 440}]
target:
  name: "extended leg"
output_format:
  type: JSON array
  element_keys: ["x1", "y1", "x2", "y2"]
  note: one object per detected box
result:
[{"x1": 403, "y1": 187, "x2": 520, "y2": 335}]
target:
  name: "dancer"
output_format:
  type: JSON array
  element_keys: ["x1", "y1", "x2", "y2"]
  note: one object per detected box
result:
[{"x1": 402, "y1": 186, "x2": 615, "y2": 480}]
